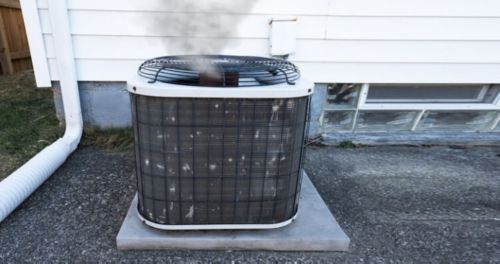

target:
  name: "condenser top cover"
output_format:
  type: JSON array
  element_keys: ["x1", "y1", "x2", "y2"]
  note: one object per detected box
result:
[{"x1": 127, "y1": 55, "x2": 313, "y2": 98}]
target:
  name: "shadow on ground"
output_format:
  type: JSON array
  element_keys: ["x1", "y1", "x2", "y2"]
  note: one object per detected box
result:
[{"x1": 0, "y1": 146, "x2": 499, "y2": 262}]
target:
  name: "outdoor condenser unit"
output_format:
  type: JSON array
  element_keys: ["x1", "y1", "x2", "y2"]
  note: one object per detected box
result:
[{"x1": 127, "y1": 55, "x2": 313, "y2": 230}]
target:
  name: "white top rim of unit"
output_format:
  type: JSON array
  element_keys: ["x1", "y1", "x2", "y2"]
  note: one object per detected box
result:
[{"x1": 127, "y1": 74, "x2": 314, "y2": 98}]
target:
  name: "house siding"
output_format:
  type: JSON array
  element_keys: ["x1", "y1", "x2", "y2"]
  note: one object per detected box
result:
[{"x1": 32, "y1": 0, "x2": 500, "y2": 84}]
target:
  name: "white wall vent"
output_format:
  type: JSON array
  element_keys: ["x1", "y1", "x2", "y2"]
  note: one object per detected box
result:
[{"x1": 270, "y1": 18, "x2": 298, "y2": 56}]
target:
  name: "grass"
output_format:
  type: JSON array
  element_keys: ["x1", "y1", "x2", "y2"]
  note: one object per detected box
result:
[
  {"x1": 0, "y1": 71, "x2": 135, "y2": 179},
  {"x1": 0, "y1": 71, "x2": 62, "y2": 178},
  {"x1": 81, "y1": 127, "x2": 134, "y2": 153},
  {"x1": 338, "y1": 140, "x2": 357, "y2": 149}
]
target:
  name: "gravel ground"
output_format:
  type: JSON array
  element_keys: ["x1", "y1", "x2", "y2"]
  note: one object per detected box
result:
[{"x1": 0, "y1": 146, "x2": 499, "y2": 263}]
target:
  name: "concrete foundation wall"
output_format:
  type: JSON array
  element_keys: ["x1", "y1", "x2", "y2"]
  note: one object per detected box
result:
[
  {"x1": 308, "y1": 84, "x2": 327, "y2": 138},
  {"x1": 53, "y1": 82, "x2": 132, "y2": 129},
  {"x1": 52, "y1": 82, "x2": 499, "y2": 144}
]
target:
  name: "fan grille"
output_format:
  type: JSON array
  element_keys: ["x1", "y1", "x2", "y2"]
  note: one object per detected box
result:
[{"x1": 138, "y1": 55, "x2": 300, "y2": 87}]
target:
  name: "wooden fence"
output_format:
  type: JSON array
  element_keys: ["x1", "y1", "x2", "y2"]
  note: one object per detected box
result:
[{"x1": 0, "y1": 0, "x2": 31, "y2": 75}]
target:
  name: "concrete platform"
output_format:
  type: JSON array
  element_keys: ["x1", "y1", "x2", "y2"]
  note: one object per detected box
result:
[{"x1": 116, "y1": 173, "x2": 350, "y2": 251}]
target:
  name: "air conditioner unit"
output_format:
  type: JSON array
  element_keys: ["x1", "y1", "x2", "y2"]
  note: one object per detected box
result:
[{"x1": 127, "y1": 55, "x2": 313, "y2": 230}]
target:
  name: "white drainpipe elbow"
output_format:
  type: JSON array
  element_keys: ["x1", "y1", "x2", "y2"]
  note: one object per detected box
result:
[
  {"x1": 61, "y1": 123, "x2": 83, "y2": 152},
  {"x1": 0, "y1": 0, "x2": 82, "y2": 223}
]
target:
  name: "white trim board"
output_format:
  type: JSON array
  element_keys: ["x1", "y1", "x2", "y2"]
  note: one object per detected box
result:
[{"x1": 20, "y1": 0, "x2": 51, "y2": 87}]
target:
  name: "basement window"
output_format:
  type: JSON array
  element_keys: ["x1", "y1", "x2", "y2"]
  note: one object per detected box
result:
[
  {"x1": 326, "y1": 84, "x2": 361, "y2": 109},
  {"x1": 355, "y1": 111, "x2": 418, "y2": 132},
  {"x1": 322, "y1": 111, "x2": 355, "y2": 132},
  {"x1": 321, "y1": 83, "x2": 500, "y2": 134},
  {"x1": 416, "y1": 111, "x2": 498, "y2": 132},
  {"x1": 366, "y1": 84, "x2": 498, "y2": 104}
]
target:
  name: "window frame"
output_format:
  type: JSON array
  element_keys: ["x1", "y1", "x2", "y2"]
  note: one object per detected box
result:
[
  {"x1": 358, "y1": 84, "x2": 499, "y2": 111},
  {"x1": 364, "y1": 84, "x2": 490, "y2": 104}
]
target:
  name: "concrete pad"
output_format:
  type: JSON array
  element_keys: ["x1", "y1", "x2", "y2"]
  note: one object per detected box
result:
[{"x1": 116, "y1": 172, "x2": 350, "y2": 251}]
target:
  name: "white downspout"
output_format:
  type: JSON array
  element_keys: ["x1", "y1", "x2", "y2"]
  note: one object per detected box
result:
[{"x1": 0, "y1": 0, "x2": 82, "y2": 223}]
